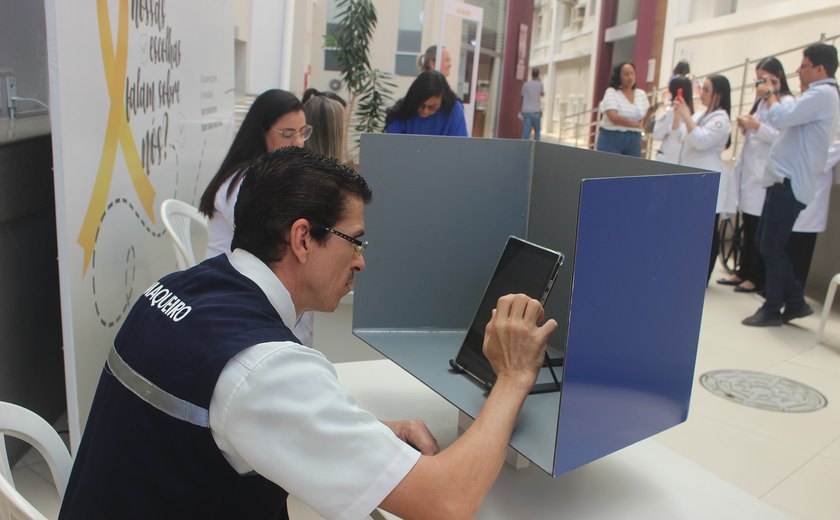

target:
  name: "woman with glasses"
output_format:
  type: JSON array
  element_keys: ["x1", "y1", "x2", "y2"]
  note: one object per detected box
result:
[
  {"x1": 384, "y1": 71, "x2": 468, "y2": 136},
  {"x1": 673, "y1": 74, "x2": 735, "y2": 283},
  {"x1": 596, "y1": 62, "x2": 651, "y2": 157},
  {"x1": 199, "y1": 88, "x2": 315, "y2": 343},
  {"x1": 718, "y1": 57, "x2": 793, "y2": 293}
]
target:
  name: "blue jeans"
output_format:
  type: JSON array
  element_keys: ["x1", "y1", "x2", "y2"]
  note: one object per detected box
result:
[
  {"x1": 596, "y1": 129, "x2": 642, "y2": 157},
  {"x1": 756, "y1": 180, "x2": 806, "y2": 314},
  {"x1": 523, "y1": 112, "x2": 541, "y2": 140}
]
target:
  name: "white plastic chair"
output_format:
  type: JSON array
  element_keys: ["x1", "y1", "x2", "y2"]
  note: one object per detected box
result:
[
  {"x1": 160, "y1": 199, "x2": 208, "y2": 270},
  {"x1": 816, "y1": 273, "x2": 840, "y2": 344},
  {"x1": 0, "y1": 401, "x2": 72, "y2": 520}
]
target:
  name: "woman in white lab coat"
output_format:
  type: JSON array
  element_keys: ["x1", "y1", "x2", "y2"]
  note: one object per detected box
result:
[
  {"x1": 652, "y1": 76, "x2": 694, "y2": 164},
  {"x1": 717, "y1": 57, "x2": 793, "y2": 293},
  {"x1": 673, "y1": 74, "x2": 734, "y2": 283}
]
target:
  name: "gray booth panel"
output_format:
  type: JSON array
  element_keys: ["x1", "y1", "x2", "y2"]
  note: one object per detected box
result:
[{"x1": 354, "y1": 134, "x2": 716, "y2": 476}]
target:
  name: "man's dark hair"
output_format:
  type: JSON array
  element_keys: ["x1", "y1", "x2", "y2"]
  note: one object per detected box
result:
[
  {"x1": 198, "y1": 89, "x2": 303, "y2": 217},
  {"x1": 231, "y1": 147, "x2": 372, "y2": 264},
  {"x1": 608, "y1": 62, "x2": 636, "y2": 90},
  {"x1": 385, "y1": 71, "x2": 458, "y2": 127},
  {"x1": 803, "y1": 43, "x2": 839, "y2": 77},
  {"x1": 531, "y1": 68, "x2": 539, "y2": 79}
]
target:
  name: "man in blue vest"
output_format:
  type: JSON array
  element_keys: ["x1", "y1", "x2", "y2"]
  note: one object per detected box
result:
[{"x1": 60, "y1": 147, "x2": 558, "y2": 519}]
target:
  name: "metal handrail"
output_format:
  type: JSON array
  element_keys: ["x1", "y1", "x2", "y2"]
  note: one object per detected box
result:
[{"x1": 553, "y1": 32, "x2": 840, "y2": 159}]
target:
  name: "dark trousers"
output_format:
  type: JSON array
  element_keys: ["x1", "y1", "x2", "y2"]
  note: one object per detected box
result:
[
  {"x1": 756, "y1": 180, "x2": 806, "y2": 313},
  {"x1": 709, "y1": 214, "x2": 720, "y2": 284},
  {"x1": 737, "y1": 213, "x2": 764, "y2": 287},
  {"x1": 789, "y1": 232, "x2": 818, "y2": 287}
]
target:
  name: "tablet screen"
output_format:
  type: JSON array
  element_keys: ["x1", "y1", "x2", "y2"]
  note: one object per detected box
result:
[{"x1": 453, "y1": 236, "x2": 562, "y2": 388}]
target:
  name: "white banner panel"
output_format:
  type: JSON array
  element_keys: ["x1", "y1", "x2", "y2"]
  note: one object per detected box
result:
[{"x1": 45, "y1": 0, "x2": 234, "y2": 450}]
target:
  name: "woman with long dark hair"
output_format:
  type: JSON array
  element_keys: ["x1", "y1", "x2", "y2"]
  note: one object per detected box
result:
[
  {"x1": 652, "y1": 76, "x2": 694, "y2": 164},
  {"x1": 384, "y1": 71, "x2": 468, "y2": 136},
  {"x1": 596, "y1": 62, "x2": 651, "y2": 157},
  {"x1": 719, "y1": 57, "x2": 793, "y2": 292},
  {"x1": 673, "y1": 74, "x2": 735, "y2": 283},
  {"x1": 198, "y1": 89, "x2": 314, "y2": 344}
]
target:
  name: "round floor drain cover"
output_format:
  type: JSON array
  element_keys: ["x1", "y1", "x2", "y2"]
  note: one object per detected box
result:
[{"x1": 699, "y1": 369, "x2": 827, "y2": 412}]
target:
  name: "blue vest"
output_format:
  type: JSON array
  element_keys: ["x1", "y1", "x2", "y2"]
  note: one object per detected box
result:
[{"x1": 60, "y1": 255, "x2": 299, "y2": 519}]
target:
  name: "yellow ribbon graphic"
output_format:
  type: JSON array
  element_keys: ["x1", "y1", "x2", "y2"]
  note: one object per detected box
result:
[{"x1": 78, "y1": 0, "x2": 157, "y2": 275}]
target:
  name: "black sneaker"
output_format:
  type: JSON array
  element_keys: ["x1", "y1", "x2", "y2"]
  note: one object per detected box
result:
[
  {"x1": 782, "y1": 303, "x2": 814, "y2": 322},
  {"x1": 742, "y1": 309, "x2": 783, "y2": 327}
]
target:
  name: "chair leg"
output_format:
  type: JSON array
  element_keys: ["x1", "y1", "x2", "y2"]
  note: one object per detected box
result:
[{"x1": 817, "y1": 277, "x2": 839, "y2": 344}]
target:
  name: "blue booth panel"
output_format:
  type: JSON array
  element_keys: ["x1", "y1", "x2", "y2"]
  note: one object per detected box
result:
[{"x1": 554, "y1": 173, "x2": 718, "y2": 475}]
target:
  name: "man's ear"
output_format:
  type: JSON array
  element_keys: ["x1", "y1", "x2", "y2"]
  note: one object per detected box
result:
[{"x1": 287, "y1": 218, "x2": 312, "y2": 263}]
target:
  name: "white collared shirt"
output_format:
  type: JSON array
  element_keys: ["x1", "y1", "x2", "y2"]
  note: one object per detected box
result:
[{"x1": 208, "y1": 249, "x2": 420, "y2": 520}]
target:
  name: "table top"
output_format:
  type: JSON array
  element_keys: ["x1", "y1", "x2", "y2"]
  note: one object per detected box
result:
[{"x1": 335, "y1": 359, "x2": 791, "y2": 520}]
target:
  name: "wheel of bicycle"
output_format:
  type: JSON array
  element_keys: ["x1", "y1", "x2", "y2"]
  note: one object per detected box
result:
[{"x1": 718, "y1": 213, "x2": 742, "y2": 274}]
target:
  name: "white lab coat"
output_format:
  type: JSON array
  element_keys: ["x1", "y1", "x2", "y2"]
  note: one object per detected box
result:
[
  {"x1": 733, "y1": 96, "x2": 794, "y2": 216},
  {"x1": 794, "y1": 126, "x2": 840, "y2": 232},
  {"x1": 652, "y1": 108, "x2": 683, "y2": 164},
  {"x1": 679, "y1": 108, "x2": 736, "y2": 215}
]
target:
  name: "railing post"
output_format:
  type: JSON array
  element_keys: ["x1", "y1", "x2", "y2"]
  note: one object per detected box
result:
[{"x1": 732, "y1": 57, "x2": 751, "y2": 159}]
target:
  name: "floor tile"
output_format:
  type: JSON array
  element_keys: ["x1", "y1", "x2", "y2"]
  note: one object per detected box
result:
[
  {"x1": 788, "y1": 344, "x2": 840, "y2": 377},
  {"x1": 820, "y1": 435, "x2": 840, "y2": 461},
  {"x1": 762, "y1": 455, "x2": 840, "y2": 520},
  {"x1": 653, "y1": 413, "x2": 813, "y2": 496},
  {"x1": 688, "y1": 363, "x2": 840, "y2": 453}
]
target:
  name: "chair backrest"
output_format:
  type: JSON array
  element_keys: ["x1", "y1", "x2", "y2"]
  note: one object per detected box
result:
[
  {"x1": 0, "y1": 401, "x2": 72, "y2": 520},
  {"x1": 160, "y1": 199, "x2": 208, "y2": 270}
]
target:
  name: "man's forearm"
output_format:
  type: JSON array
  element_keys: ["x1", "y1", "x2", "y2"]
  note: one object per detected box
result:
[{"x1": 380, "y1": 374, "x2": 533, "y2": 520}]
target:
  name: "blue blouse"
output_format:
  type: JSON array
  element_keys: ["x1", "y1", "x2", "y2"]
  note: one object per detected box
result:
[{"x1": 385, "y1": 100, "x2": 468, "y2": 137}]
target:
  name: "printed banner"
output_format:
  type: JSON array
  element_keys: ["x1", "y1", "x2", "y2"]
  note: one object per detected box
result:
[{"x1": 46, "y1": 0, "x2": 234, "y2": 448}]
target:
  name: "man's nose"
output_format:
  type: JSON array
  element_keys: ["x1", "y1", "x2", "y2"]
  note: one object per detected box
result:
[{"x1": 352, "y1": 254, "x2": 366, "y2": 273}]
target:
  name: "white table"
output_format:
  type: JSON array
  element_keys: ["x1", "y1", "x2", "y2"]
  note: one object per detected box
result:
[{"x1": 335, "y1": 359, "x2": 792, "y2": 520}]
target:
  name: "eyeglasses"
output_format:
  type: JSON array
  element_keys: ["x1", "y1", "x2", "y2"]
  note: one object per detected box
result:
[
  {"x1": 798, "y1": 62, "x2": 817, "y2": 70},
  {"x1": 271, "y1": 125, "x2": 313, "y2": 141},
  {"x1": 315, "y1": 224, "x2": 368, "y2": 256},
  {"x1": 418, "y1": 102, "x2": 441, "y2": 113}
]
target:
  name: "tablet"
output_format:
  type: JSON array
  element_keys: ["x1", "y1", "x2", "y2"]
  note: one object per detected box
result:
[{"x1": 450, "y1": 236, "x2": 564, "y2": 389}]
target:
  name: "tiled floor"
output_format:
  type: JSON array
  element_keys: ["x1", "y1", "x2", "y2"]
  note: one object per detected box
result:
[{"x1": 9, "y1": 268, "x2": 840, "y2": 519}]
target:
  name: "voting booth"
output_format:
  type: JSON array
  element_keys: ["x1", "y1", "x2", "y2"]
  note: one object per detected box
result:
[{"x1": 353, "y1": 134, "x2": 718, "y2": 477}]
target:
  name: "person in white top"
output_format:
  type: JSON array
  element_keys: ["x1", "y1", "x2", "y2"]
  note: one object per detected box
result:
[
  {"x1": 673, "y1": 74, "x2": 735, "y2": 283},
  {"x1": 596, "y1": 62, "x2": 652, "y2": 157},
  {"x1": 718, "y1": 57, "x2": 794, "y2": 293},
  {"x1": 652, "y1": 76, "x2": 693, "y2": 164},
  {"x1": 742, "y1": 43, "x2": 840, "y2": 327},
  {"x1": 198, "y1": 89, "x2": 316, "y2": 345}
]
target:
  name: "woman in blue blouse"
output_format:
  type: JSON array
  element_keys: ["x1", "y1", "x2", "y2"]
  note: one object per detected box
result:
[{"x1": 384, "y1": 71, "x2": 468, "y2": 136}]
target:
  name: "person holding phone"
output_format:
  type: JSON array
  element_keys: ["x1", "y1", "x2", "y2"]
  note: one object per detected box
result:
[
  {"x1": 652, "y1": 76, "x2": 694, "y2": 164},
  {"x1": 718, "y1": 57, "x2": 793, "y2": 293},
  {"x1": 673, "y1": 74, "x2": 735, "y2": 283},
  {"x1": 743, "y1": 43, "x2": 840, "y2": 327}
]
